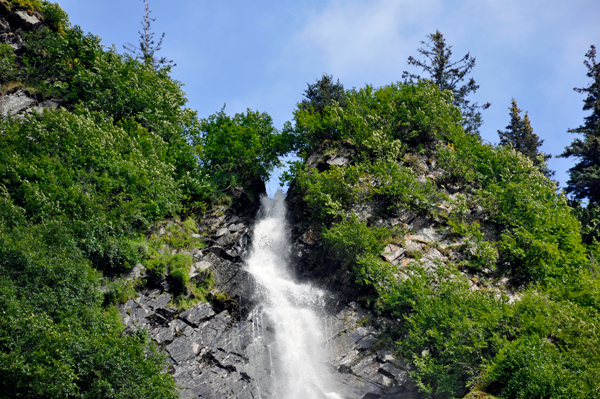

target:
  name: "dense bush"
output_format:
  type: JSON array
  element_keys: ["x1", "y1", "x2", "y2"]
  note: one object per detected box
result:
[
  {"x1": 0, "y1": 4, "x2": 217, "y2": 396},
  {"x1": 0, "y1": 108, "x2": 181, "y2": 273},
  {"x1": 286, "y1": 80, "x2": 461, "y2": 158},
  {"x1": 438, "y1": 127, "x2": 586, "y2": 281}
]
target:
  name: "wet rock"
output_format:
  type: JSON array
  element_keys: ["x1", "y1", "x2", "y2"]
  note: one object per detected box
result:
[{"x1": 228, "y1": 223, "x2": 245, "y2": 232}]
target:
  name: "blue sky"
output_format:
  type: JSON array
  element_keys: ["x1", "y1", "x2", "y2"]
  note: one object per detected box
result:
[{"x1": 57, "y1": 0, "x2": 600, "y2": 196}]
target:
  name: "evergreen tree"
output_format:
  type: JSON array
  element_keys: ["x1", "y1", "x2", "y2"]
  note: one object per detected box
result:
[
  {"x1": 560, "y1": 45, "x2": 600, "y2": 203},
  {"x1": 300, "y1": 73, "x2": 347, "y2": 115},
  {"x1": 402, "y1": 31, "x2": 490, "y2": 137},
  {"x1": 498, "y1": 99, "x2": 553, "y2": 178},
  {"x1": 123, "y1": 0, "x2": 174, "y2": 69}
]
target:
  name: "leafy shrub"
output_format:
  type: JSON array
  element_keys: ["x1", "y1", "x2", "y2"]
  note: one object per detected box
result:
[
  {"x1": 153, "y1": 218, "x2": 205, "y2": 250},
  {"x1": 323, "y1": 215, "x2": 391, "y2": 268},
  {"x1": 0, "y1": 43, "x2": 17, "y2": 86},
  {"x1": 40, "y1": 1, "x2": 70, "y2": 33},
  {"x1": 570, "y1": 201, "x2": 600, "y2": 245},
  {"x1": 5, "y1": 0, "x2": 42, "y2": 12},
  {"x1": 480, "y1": 292, "x2": 600, "y2": 399},
  {"x1": 296, "y1": 159, "x2": 438, "y2": 224},
  {"x1": 0, "y1": 108, "x2": 181, "y2": 273},
  {"x1": 103, "y1": 278, "x2": 137, "y2": 306},
  {"x1": 297, "y1": 165, "x2": 365, "y2": 222},
  {"x1": 0, "y1": 226, "x2": 178, "y2": 398},
  {"x1": 168, "y1": 253, "x2": 193, "y2": 292}
]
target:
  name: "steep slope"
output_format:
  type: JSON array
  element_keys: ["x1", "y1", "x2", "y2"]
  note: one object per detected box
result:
[{"x1": 284, "y1": 82, "x2": 599, "y2": 399}]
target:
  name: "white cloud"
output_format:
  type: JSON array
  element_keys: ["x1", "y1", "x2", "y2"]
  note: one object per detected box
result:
[{"x1": 287, "y1": 0, "x2": 442, "y2": 79}]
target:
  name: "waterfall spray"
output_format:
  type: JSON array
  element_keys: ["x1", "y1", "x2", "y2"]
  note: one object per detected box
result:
[{"x1": 246, "y1": 192, "x2": 342, "y2": 399}]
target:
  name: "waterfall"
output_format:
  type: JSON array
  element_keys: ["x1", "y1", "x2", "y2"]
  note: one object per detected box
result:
[{"x1": 245, "y1": 191, "x2": 342, "y2": 399}]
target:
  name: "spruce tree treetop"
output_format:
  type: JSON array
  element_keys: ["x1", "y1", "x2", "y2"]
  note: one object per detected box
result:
[
  {"x1": 123, "y1": 0, "x2": 174, "y2": 69},
  {"x1": 498, "y1": 99, "x2": 554, "y2": 178},
  {"x1": 299, "y1": 73, "x2": 347, "y2": 115},
  {"x1": 560, "y1": 45, "x2": 600, "y2": 203},
  {"x1": 402, "y1": 30, "x2": 490, "y2": 137}
]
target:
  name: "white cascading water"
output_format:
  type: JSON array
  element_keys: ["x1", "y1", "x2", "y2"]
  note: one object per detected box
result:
[{"x1": 246, "y1": 191, "x2": 342, "y2": 399}]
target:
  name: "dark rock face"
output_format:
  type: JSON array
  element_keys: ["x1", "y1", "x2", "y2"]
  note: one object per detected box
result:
[{"x1": 119, "y1": 292, "x2": 418, "y2": 399}]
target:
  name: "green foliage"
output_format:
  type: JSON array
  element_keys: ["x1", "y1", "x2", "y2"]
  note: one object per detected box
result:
[
  {"x1": 323, "y1": 215, "x2": 391, "y2": 268},
  {"x1": 570, "y1": 201, "x2": 600, "y2": 245},
  {"x1": 297, "y1": 159, "x2": 439, "y2": 224},
  {"x1": 350, "y1": 257, "x2": 600, "y2": 399},
  {"x1": 14, "y1": 24, "x2": 209, "y2": 205},
  {"x1": 296, "y1": 164, "x2": 365, "y2": 222},
  {"x1": 0, "y1": 43, "x2": 17, "y2": 86},
  {"x1": 4, "y1": 0, "x2": 42, "y2": 12},
  {"x1": 40, "y1": 1, "x2": 70, "y2": 33},
  {"x1": 103, "y1": 278, "x2": 138, "y2": 306},
  {"x1": 293, "y1": 80, "x2": 591, "y2": 399},
  {"x1": 162, "y1": 218, "x2": 204, "y2": 250},
  {"x1": 480, "y1": 292, "x2": 600, "y2": 399},
  {"x1": 167, "y1": 253, "x2": 193, "y2": 292},
  {"x1": 0, "y1": 108, "x2": 181, "y2": 273},
  {"x1": 368, "y1": 159, "x2": 438, "y2": 213},
  {"x1": 299, "y1": 73, "x2": 347, "y2": 115},
  {"x1": 0, "y1": 226, "x2": 177, "y2": 398},
  {"x1": 196, "y1": 106, "x2": 291, "y2": 188},
  {"x1": 123, "y1": 0, "x2": 174, "y2": 69},
  {"x1": 392, "y1": 266, "x2": 507, "y2": 398},
  {"x1": 448, "y1": 219, "x2": 499, "y2": 270}
]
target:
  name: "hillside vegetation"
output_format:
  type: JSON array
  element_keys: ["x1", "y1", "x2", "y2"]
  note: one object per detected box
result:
[
  {"x1": 287, "y1": 82, "x2": 600, "y2": 398},
  {"x1": 1, "y1": 2, "x2": 599, "y2": 399}
]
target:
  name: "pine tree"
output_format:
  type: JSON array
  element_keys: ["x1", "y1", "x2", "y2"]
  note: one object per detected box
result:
[
  {"x1": 498, "y1": 99, "x2": 553, "y2": 178},
  {"x1": 300, "y1": 73, "x2": 347, "y2": 115},
  {"x1": 560, "y1": 45, "x2": 600, "y2": 203},
  {"x1": 123, "y1": 0, "x2": 174, "y2": 69},
  {"x1": 402, "y1": 31, "x2": 490, "y2": 137}
]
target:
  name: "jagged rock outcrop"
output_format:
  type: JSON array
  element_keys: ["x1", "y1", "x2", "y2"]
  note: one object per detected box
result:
[{"x1": 0, "y1": 3, "x2": 43, "y2": 52}]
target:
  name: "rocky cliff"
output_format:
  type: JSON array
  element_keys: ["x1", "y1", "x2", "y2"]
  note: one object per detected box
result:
[{"x1": 116, "y1": 195, "x2": 420, "y2": 399}]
